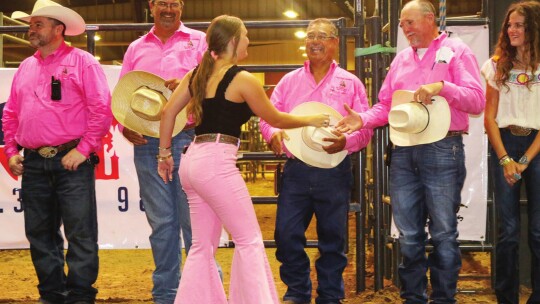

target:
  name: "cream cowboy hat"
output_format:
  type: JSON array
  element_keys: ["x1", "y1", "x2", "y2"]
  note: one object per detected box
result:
[
  {"x1": 389, "y1": 90, "x2": 451, "y2": 147},
  {"x1": 284, "y1": 102, "x2": 348, "y2": 169},
  {"x1": 12, "y1": 0, "x2": 86, "y2": 36},
  {"x1": 112, "y1": 71, "x2": 187, "y2": 138}
]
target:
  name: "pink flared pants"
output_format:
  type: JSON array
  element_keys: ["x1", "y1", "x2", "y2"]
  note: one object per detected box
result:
[{"x1": 174, "y1": 140, "x2": 279, "y2": 304}]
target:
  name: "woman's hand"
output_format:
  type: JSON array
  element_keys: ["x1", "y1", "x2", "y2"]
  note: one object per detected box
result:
[
  {"x1": 157, "y1": 156, "x2": 174, "y2": 183},
  {"x1": 503, "y1": 160, "x2": 525, "y2": 186},
  {"x1": 311, "y1": 113, "x2": 330, "y2": 128}
]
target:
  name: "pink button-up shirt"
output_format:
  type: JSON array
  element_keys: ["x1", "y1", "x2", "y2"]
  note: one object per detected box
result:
[
  {"x1": 360, "y1": 32, "x2": 485, "y2": 131},
  {"x1": 2, "y1": 42, "x2": 112, "y2": 158},
  {"x1": 260, "y1": 60, "x2": 373, "y2": 157},
  {"x1": 120, "y1": 24, "x2": 207, "y2": 80},
  {"x1": 119, "y1": 24, "x2": 207, "y2": 128}
]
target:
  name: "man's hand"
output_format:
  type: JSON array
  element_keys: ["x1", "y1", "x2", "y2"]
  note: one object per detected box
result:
[
  {"x1": 164, "y1": 78, "x2": 181, "y2": 91},
  {"x1": 335, "y1": 104, "x2": 363, "y2": 134},
  {"x1": 8, "y1": 155, "x2": 24, "y2": 176},
  {"x1": 123, "y1": 128, "x2": 147, "y2": 145},
  {"x1": 322, "y1": 129, "x2": 346, "y2": 154},
  {"x1": 414, "y1": 81, "x2": 444, "y2": 105},
  {"x1": 268, "y1": 131, "x2": 289, "y2": 156},
  {"x1": 62, "y1": 149, "x2": 87, "y2": 171}
]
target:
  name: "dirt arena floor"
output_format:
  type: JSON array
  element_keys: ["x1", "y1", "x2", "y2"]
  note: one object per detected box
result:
[{"x1": 0, "y1": 176, "x2": 533, "y2": 303}]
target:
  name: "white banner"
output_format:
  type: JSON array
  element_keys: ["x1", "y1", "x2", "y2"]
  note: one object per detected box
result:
[
  {"x1": 0, "y1": 66, "x2": 229, "y2": 249},
  {"x1": 390, "y1": 25, "x2": 490, "y2": 241}
]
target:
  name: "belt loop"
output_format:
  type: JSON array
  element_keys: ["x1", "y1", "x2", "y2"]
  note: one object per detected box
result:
[{"x1": 216, "y1": 133, "x2": 221, "y2": 144}]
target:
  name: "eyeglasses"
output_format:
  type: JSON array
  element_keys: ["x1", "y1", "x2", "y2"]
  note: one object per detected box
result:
[
  {"x1": 305, "y1": 34, "x2": 336, "y2": 41},
  {"x1": 154, "y1": 1, "x2": 183, "y2": 9}
]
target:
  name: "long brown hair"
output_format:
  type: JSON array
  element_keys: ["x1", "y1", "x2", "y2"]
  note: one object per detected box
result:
[
  {"x1": 494, "y1": 1, "x2": 540, "y2": 89},
  {"x1": 188, "y1": 15, "x2": 243, "y2": 125}
]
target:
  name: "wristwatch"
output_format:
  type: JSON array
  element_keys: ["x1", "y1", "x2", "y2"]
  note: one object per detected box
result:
[{"x1": 519, "y1": 155, "x2": 529, "y2": 165}]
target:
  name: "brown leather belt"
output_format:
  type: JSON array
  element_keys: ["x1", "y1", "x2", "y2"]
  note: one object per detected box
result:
[
  {"x1": 194, "y1": 133, "x2": 240, "y2": 146},
  {"x1": 446, "y1": 130, "x2": 467, "y2": 137},
  {"x1": 183, "y1": 124, "x2": 196, "y2": 131},
  {"x1": 25, "y1": 139, "x2": 80, "y2": 158},
  {"x1": 505, "y1": 125, "x2": 536, "y2": 136}
]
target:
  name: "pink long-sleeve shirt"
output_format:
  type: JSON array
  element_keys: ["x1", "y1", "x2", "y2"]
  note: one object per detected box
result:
[
  {"x1": 360, "y1": 32, "x2": 485, "y2": 131},
  {"x1": 119, "y1": 24, "x2": 207, "y2": 128},
  {"x1": 2, "y1": 42, "x2": 112, "y2": 159},
  {"x1": 260, "y1": 60, "x2": 373, "y2": 157},
  {"x1": 119, "y1": 24, "x2": 206, "y2": 79}
]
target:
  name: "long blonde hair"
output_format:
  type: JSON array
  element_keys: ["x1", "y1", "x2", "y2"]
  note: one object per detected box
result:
[
  {"x1": 188, "y1": 15, "x2": 243, "y2": 125},
  {"x1": 494, "y1": 1, "x2": 540, "y2": 90}
]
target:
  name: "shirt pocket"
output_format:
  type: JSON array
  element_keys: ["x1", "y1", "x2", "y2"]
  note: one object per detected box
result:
[
  {"x1": 165, "y1": 48, "x2": 201, "y2": 75},
  {"x1": 324, "y1": 83, "x2": 353, "y2": 106},
  {"x1": 428, "y1": 62, "x2": 450, "y2": 82},
  {"x1": 53, "y1": 70, "x2": 81, "y2": 107}
]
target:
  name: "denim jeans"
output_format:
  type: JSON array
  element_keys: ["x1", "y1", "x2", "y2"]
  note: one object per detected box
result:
[
  {"x1": 390, "y1": 136, "x2": 465, "y2": 304},
  {"x1": 492, "y1": 129, "x2": 540, "y2": 304},
  {"x1": 276, "y1": 156, "x2": 352, "y2": 304},
  {"x1": 134, "y1": 130, "x2": 194, "y2": 304},
  {"x1": 22, "y1": 149, "x2": 98, "y2": 304}
]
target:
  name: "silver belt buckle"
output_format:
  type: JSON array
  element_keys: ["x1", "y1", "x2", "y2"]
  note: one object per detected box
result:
[{"x1": 38, "y1": 146, "x2": 58, "y2": 158}]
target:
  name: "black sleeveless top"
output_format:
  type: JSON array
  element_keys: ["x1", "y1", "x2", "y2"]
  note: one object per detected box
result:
[{"x1": 190, "y1": 65, "x2": 253, "y2": 138}]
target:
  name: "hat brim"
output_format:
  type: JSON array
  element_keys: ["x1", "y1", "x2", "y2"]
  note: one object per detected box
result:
[
  {"x1": 284, "y1": 102, "x2": 348, "y2": 168},
  {"x1": 389, "y1": 90, "x2": 451, "y2": 146},
  {"x1": 112, "y1": 71, "x2": 187, "y2": 138},
  {"x1": 12, "y1": 6, "x2": 86, "y2": 36}
]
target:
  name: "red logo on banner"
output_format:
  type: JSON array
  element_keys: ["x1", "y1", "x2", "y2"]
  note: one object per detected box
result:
[
  {"x1": 0, "y1": 147, "x2": 18, "y2": 180},
  {"x1": 0, "y1": 123, "x2": 121, "y2": 181},
  {"x1": 95, "y1": 123, "x2": 120, "y2": 180}
]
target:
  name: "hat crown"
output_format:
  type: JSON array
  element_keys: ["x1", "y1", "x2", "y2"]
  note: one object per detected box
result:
[
  {"x1": 389, "y1": 102, "x2": 429, "y2": 134},
  {"x1": 33, "y1": 0, "x2": 62, "y2": 11},
  {"x1": 389, "y1": 90, "x2": 451, "y2": 147},
  {"x1": 301, "y1": 126, "x2": 336, "y2": 152},
  {"x1": 12, "y1": 0, "x2": 86, "y2": 36},
  {"x1": 130, "y1": 87, "x2": 166, "y2": 121},
  {"x1": 111, "y1": 70, "x2": 187, "y2": 138}
]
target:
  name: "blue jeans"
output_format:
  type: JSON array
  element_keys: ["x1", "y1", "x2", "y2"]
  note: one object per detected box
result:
[
  {"x1": 134, "y1": 130, "x2": 193, "y2": 304},
  {"x1": 390, "y1": 136, "x2": 465, "y2": 303},
  {"x1": 276, "y1": 157, "x2": 352, "y2": 304},
  {"x1": 492, "y1": 129, "x2": 540, "y2": 304},
  {"x1": 22, "y1": 149, "x2": 98, "y2": 304}
]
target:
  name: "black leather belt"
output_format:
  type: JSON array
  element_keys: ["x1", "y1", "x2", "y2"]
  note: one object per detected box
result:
[
  {"x1": 446, "y1": 131, "x2": 467, "y2": 137},
  {"x1": 504, "y1": 125, "x2": 536, "y2": 136},
  {"x1": 194, "y1": 133, "x2": 240, "y2": 146},
  {"x1": 25, "y1": 139, "x2": 80, "y2": 158}
]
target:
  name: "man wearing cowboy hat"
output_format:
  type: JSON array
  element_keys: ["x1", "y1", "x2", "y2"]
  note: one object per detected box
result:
[
  {"x1": 336, "y1": 0, "x2": 485, "y2": 302},
  {"x1": 2, "y1": 0, "x2": 112, "y2": 303},
  {"x1": 259, "y1": 18, "x2": 372, "y2": 304},
  {"x1": 116, "y1": 0, "x2": 207, "y2": 303}
]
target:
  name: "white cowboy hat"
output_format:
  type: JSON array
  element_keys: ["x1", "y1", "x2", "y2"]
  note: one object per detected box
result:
[
  {"x1": 12, "y1": 0, "x2": 86, "y2": 36},
  {"x1": 284, "y1": 102, "x2": 348, "y2": 169},
  {"x1": 389, "y1": 90, "x2": 451, "y2": 146},
  {"x1": 112, "y1": 71, "x2": 187, "y2": 138}
]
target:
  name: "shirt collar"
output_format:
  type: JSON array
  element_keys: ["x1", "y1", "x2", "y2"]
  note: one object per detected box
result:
[
  {"x1": 33, "y1": 41, "x2": 70, "y2": 62},
  {"x1": 147, "y1": 22, "x2": 194, "y2": 41},
  {"x1": 304, "y1": 59, "x2": 338, "y2": 72}
]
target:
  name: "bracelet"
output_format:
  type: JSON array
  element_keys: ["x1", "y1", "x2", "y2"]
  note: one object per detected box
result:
[
  {"x1": 499, "y1": 155, "x2": 513, "y2": 166},
  {"x1": 158, "y1": 146, "x2": 171, "y2": 151},
  {"x1": 156, "y1": 153, "x2": 172, "y2": 162},
  {"x1": 519, "y1": 155, "x2": 529, "y2": 165}
]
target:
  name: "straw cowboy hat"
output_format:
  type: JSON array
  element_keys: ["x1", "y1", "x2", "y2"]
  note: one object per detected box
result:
[
  {"x1": 389, "y1": 90, "x2": 451, "y2": 147},
  {"x1": 284, "y1": 102, "x2": 348, "y2": 169},
  {"x1": 112, "y1": 71, "x2": 187, "y2": 138},
  {"x1": 12, "y1": 0, "x2": 86, "y2": 36}
]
